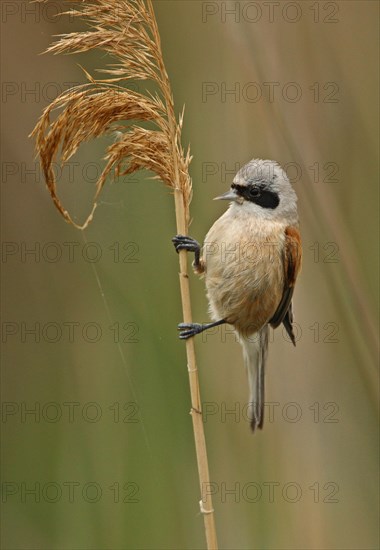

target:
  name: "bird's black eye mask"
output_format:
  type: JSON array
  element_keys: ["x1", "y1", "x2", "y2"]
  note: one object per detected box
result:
[{"x1": 231, "y1": 183, "x2": 280, "y2": 209}]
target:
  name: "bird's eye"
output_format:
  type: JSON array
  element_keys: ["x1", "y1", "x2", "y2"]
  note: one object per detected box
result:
[{"x1": 248, "y1": 187, "x2": 260, "y2": 198}]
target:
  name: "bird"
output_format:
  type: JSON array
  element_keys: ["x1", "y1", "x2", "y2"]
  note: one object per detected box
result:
[{"x1": 172, "y1": 158, "x2": 302, "y2": 432}]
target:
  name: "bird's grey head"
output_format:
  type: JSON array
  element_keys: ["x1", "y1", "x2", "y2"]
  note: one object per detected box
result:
[{"x1": 215, "y1": 159, "x2": 299, "y2": 225}]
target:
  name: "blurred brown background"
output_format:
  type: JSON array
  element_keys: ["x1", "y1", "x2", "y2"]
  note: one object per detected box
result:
[{"x1": 1, "y1": 1, "x2": 378, "y2": 549}]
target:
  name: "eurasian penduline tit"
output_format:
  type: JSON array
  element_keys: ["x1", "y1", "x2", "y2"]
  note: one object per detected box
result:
[{"x1": 173, "y1": 158, "x2": 302, "y2": 431}]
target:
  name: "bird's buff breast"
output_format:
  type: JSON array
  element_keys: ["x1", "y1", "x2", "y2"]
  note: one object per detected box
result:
[{"x1": 202, "y1": 213, "x2": 286, "y2": 335}]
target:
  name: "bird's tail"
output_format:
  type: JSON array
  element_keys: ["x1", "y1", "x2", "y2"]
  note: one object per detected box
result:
[{"x1": 239, "y1": 326, "x2": 269, "y2": 432}]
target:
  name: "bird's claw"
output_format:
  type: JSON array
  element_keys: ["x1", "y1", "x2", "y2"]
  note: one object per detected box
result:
[
  {"x1": 177, "y1": 322, "x2": 203, "y2": 340},
  {"x1": 172, "y1": 235, "x2": 200, "y2": 254}
]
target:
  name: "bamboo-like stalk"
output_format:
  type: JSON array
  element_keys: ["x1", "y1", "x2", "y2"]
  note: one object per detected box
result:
[
  {"x1": 146, "y1": 2, "x2": 218, "y2": 547},
  {"x1": 31, "y1": 0, "x2": 218, "y2": 547},
  {"x1": 173, "y1": 187, "x2": 218, "y2": 550}
]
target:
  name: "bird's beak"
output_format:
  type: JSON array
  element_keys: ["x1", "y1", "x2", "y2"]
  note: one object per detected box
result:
[{"x1": 213, "y1": 188, "x2": 239, "y2": 202}]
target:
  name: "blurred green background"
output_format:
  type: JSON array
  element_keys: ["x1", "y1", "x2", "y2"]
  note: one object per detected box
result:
[{"x1": 1, "y1": 1, "x2": 379, "y2": 549}]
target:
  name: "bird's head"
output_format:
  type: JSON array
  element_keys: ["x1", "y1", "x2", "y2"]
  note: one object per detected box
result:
[{"x1": 215, "y1": 159, "x2": 299, "y2": 225}]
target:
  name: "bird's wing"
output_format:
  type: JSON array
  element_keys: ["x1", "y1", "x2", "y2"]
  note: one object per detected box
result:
[{"x1": 269, "y1": 226, "x2": 302, "y2": 345}]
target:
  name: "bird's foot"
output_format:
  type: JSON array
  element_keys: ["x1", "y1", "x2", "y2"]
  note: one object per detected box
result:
[
  {"x1": 177, "y1": 322, "x2": 204, "y2": 340},
  {"x1": 172, "y1": 235, "x2": 200, "y2": 254}
]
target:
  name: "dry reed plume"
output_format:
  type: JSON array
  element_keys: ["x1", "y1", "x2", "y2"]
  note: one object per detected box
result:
[
  {"x1": 31, "y1": 1, "x2": 218, "y2": 548},
  {"x1": 31, "y1": 0, "x2": 192, "y2": 229}
]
